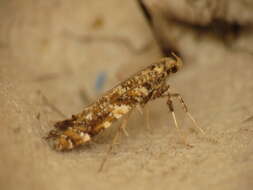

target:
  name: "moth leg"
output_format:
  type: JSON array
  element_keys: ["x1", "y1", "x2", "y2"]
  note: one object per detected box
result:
[
  {"x1": 120, "y1": 115, "x2": 130, "y2": 137},
  {"x1": 136, "y1": 104, "x2": 144, "y2": 115},
  {"x1": 136, "y1": 104, "x2": 151, "y2": 131},
  {"x1": 98, "y1": 112, "x2": 131, "y2": 172},
  {"x1": 170, "y1": 93, "x2": 205, "y2": 135},
  {"x1": 98, "y1": 125, "x2": 121, "y2": 172},
  {"x1": 166, "y1": 96, "x2": 186, "y2": 143},
  {"x1": 144, "y1": 106, "x2": 151, "y2": 131},
  {"x1": 150, "y1": 83, "x2": 181, "y2": 132}
]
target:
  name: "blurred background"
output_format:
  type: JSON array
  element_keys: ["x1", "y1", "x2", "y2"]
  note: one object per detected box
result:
[{"x1": 1, "y1": 1, "x2": 253, "y2": 190}]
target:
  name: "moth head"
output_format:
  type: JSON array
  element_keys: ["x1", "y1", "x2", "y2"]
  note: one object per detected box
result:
[{"x1": 164, "y1": 52, "x2": 183, "y2": 74}]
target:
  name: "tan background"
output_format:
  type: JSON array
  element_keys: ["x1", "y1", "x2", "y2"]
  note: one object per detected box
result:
[{"x1": 1, "y1": 0, "x2": 253, "y2": 190}]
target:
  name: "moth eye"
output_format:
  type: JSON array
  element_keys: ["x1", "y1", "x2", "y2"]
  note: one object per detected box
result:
[{"x1": 171, "y1": 65, "x2": 178, "y2": 73}]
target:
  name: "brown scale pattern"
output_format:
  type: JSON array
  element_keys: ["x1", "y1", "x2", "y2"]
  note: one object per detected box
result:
[{"x1": 47, "y1": 53, "x2": 182, "y2": 151}]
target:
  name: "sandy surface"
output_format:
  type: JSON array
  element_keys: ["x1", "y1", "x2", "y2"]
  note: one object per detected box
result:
[{"x1": 1, "y1": 1, "x2": 253, "y2": 190}]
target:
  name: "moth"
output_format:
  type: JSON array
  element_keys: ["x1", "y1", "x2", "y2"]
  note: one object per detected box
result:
[{"x1": 47, "y1": 53, "x2": 203, "y2": 151}]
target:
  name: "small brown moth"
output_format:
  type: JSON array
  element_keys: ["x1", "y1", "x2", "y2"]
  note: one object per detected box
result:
[{"x1": 47, "y1": 53, "x2": 203, "y2": 151}]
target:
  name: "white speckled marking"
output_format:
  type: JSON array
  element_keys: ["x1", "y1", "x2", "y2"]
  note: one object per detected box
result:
[
  {"x1": 103, "y1": 121, "x2": 111, "y2": 128},
  {"x1": 81, "y1": 133, "x2": 91, "y2": 142},
  {"x1": 154, "y1": 66, "x2": 163, "y2": 73},
  {"x1": 68, "y1": 139, "x2": 73, "y2": 149},
  {"x1": 138, "y1": 87, "x2": 149, "y2": 96},
  {"x1": 86, "y1": 113, "x2": 93, "y2": 120},
  {"x1": 112, "y1": 104, "x2": 131, "y2": 119}
]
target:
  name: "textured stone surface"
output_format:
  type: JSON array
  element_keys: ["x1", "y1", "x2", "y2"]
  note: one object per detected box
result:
[{"x1": 1, "y1": 1, "x2": 253, "y2": 190}]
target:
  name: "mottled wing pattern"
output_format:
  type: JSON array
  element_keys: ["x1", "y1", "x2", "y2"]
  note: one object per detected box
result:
[{"x1": 47, "y1": 55, "x2": 180, "y2": 151}]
